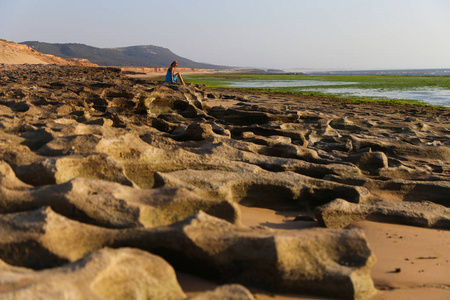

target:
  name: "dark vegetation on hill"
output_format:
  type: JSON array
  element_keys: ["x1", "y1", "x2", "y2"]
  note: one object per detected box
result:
[{"x1": 21, "y1": 41, "x2": 229, "y2": 69}]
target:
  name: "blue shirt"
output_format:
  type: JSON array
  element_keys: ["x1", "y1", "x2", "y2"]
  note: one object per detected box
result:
[{"x1": 165, "y1": 68, "x2": 177, "y2": 83}]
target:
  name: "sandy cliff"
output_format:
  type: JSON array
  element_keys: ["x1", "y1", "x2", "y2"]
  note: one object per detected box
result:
[{"x1": 0, "y1": 40, "x2": 98, "y2": 66}]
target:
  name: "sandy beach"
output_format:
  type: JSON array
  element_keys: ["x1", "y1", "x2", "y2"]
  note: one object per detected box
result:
[{"x1": 177, "y1": 204, "x2": 450, "y2": 300}]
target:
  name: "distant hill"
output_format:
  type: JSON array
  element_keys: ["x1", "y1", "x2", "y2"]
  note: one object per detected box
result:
[{"x1": 21, "y1": 41, "x2": 228, "y2": 69}]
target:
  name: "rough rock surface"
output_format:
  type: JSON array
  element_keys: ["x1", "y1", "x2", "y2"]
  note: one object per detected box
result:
[
  {"x1": 315, "y1": 198, "x2": 450, "y2": 229},
  {"x1": 0, "y1": 247, "x2": 186, "y2": 300},
  {"x1": 0, "y1": 207, "x2": 375, "y2": 299},
  {"x1": 0, "y1": 65, "x2": 449, "y2": 299}
]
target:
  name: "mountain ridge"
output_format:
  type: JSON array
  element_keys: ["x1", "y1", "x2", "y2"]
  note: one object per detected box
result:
[{"x1": 21, "y1": 41, "x2": 229, "y2": 69}]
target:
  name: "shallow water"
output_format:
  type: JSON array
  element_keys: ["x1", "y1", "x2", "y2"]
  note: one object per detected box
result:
[
  {"x1": 225, "y1": 80, "x2": 450, "y2": 107},
  {"x1": 226, "y1": 80, "x2": 356, "y2": 88},
  {"x1": 302, "y1": 87, "x2": 450, "y2": 107}
]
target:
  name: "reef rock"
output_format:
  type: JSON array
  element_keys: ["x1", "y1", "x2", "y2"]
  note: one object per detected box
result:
[
  {"x1": 0, "y1": 64, "x2": 449, "y2": 299},
  {"x1": 0, "y1": 247, "x2": 185, "y2": 300},
  {"x1": 0, "y1": 208, "x2": 376, "y2": 299},
  {"x1": 315, "y1": 198, "x2": 450, "y2": 229}
]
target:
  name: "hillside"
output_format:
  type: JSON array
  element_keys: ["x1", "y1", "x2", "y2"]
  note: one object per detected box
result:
[
  {"x1": 0, "y1": 40, "x2": 98, "y2": 66},
  {"x1": 21, "y1": 41, "x2": 228, "y2": 69}
]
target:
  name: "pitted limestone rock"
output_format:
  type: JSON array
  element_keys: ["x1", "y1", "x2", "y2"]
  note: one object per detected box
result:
[
  {"x1": 0, "y1": 247, "x2": 186, "y2": 300},
  {"x1": 315, "y1": 198, "x2": 450, "y2": 229},
  {"x1": 0, "y1": 208, "x2": 376, "y2": 299}
]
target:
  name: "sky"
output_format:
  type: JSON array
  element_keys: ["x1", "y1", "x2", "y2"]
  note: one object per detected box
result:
[{"x1": 1, "y1": 0, "x2": 449, "y2": 70}]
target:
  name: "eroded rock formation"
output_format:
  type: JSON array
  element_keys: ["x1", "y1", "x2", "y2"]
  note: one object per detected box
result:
[{"x1": 0, "y1": 64, "x2": 449, "y2": 299}]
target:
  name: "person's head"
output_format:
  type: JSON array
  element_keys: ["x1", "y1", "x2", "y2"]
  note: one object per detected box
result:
[{"x1": 171, "y1": 61, "x2": 178, "y2": 67}]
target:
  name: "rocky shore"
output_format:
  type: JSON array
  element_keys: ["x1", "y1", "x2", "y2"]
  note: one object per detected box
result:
[{"x1": 0, "y1": 65, "x2": 448, "y2": 299}]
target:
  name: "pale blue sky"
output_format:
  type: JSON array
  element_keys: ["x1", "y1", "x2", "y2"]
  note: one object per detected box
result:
[{"x1": 1, "y1": 0, "x2": 449, "y2": 69}]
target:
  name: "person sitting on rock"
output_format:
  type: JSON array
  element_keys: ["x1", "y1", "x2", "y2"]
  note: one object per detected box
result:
[{"x1": 165, "y1": 61, "x2": 186, "y2": 86}]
